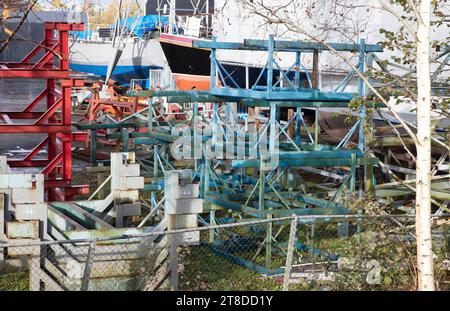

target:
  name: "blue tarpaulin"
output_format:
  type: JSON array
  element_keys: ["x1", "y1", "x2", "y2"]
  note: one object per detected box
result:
[
  {"x1": 71, "y1": 15, "x2": 168, "y2": 39},
  {"x1": 123, "y1": 14, "x2": 169, "y2": 37}
]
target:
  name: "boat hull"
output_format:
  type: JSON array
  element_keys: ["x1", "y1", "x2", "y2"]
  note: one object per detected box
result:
[
  {"x1": 158, "y1": 34, "x2": 301, "y2": 88},
  {"x1": 69, "y1": 38, "x2": 166, "y2": 84},
  {"x1": 159, "y1": 35, "x2": 211, "y2": 76}
]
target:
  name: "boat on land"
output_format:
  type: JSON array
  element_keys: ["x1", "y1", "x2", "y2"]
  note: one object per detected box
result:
[
  {"x1": 69, "y1": 14, "x2": 168, "y2": 85},
  {"x1": 69, "y1": 0, "x2": 215, "y2": 86}
]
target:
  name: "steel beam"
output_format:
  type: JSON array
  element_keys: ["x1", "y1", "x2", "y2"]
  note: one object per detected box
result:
[
  {"x1": 0, "y1": 125, "x2": 72, "y2": 133},
  {"x1": 193, "y1": 39, "x2": 383, "y2": 53},
  {"x1": 0, "y1": 22, "x2": 85, "y2": 201},
  {"x1": 244, "y1": 39, "x2": 383, "y2": 53},
  {"x1": 210, "y1": 87, "x2": 355, "y2": 102},
  {"x1": 232, "y1": 157, "x2": 377, "y2": 168}
]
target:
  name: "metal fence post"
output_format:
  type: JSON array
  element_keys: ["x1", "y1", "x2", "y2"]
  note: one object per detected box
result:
[
  {"x1": 209, "y1": 210, "x2": 216, "y2": 243},
  {"x1": 283, "y1": 215, "x2": 298, "y2": 291},
  {"x1": 81, "y1": 238, "x2": 97, "y2": 291},
  {"x1": 311, "y1": 220, "x2": 316, "y2": 268},
  {"x1": 169, "y1": 232, "x2": 180, "y2": 291},
  {"x1": 265, "y1": 209, "x2": 273, "y2": 270}
]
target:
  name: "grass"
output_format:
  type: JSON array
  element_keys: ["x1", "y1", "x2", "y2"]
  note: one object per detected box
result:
[
  {"x1": 179, "y1": 247, "x2": 283, "y2": 291},
  {"x1": 0, "y1": 271, "x2": 29, "y2": 291}
]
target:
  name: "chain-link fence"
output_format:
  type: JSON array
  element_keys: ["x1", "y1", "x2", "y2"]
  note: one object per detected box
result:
[{"x1": 1, "y1": 215, "x2": 449, "y2": 291}]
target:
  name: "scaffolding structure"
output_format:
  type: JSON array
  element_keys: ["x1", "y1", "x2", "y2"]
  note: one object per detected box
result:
[
  {"x1": 0, "y1": 16, "x2": 447, "y2": 290},
  {"x1": 0, "y1": 22, "x2": 88, "y2": 201},
  {"x1": 117, "y1": 35, "x2": 384, "y2": 273}
]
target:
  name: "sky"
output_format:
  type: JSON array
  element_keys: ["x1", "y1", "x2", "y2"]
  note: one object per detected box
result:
[
  {"x1": 73, "y1": 0, "x2": 116, "y2": 6},
  {"x1": 39, "y1": 0, "x2": 138, "y2": 9},
  {"x1": 74, "y1": 0, "x2": 113, "y2": 4}
]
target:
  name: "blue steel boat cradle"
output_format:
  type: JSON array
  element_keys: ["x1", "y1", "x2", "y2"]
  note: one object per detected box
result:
[{"x1": 122, "y1": 36, "x2": 383, "y2": 275}]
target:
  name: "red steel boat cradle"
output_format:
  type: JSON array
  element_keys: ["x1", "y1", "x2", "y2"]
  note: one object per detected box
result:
[{"x1": 0, "y1": 22, "x2": 89, "y2": 201}]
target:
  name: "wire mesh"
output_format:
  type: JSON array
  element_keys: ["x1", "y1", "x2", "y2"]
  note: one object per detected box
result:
[{"x1": 0, "y1": 215, "x2": 448, "y2": 291}]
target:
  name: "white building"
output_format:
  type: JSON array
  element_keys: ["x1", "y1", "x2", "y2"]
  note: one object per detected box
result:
[{"x1": 213, "y1": 0, "x2": 449, "y2": 91}]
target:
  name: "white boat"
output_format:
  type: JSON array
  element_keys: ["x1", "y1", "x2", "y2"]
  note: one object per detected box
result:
[
  {"x1": 69, "y1": 4, "x2": 171, "y2": 85},
  {"x1": 69, "y1": 35, "x2": 166, "y2": 84}
]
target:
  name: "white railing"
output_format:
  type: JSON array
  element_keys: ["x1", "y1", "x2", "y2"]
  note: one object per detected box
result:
[{"x1": 130, "y1": 66, "x2": 176, "y2": 91}]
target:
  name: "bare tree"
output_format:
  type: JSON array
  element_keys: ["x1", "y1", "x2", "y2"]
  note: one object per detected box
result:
[
  {"x1": 415, "y1": 0, "x2": 434, "y2": 291},
  {"x1": 0, "y1": 0, "x2": 39, "y2": 54}
]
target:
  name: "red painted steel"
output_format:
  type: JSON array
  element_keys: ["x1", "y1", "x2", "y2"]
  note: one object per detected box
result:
[{"x1": 0, "y1": 22, "x2": 88, "y2": 201}]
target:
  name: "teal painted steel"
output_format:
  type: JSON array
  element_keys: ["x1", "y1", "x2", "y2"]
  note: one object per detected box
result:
[
  {"x1": 241, "y1": 100, "x2": 361, "y2": 108},
  {"x1": 210, "y1": 87, "x2": 356, "y2": 102},
  {"x1": 193, "y1": 39, "x2": 383, "y2": 53},
  {"x1": 232, "y1": 157, "x2": 377, "y2": 168},
  {"x1": 244, "y1": 39, "x2": 383, "y2": 53},
  {"x1": 205, "y1": 193, "x2": 350, "y2": 218}
]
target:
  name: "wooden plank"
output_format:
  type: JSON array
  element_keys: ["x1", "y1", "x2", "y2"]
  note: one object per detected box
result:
[
  {"x1": 48, "y1": 206, "x2": 86, "y2": 232},
  {"x1": 142, "y1": 260, "x2": 171, "y2": 291},
  {"x1": 50, "y1": 201, "x2": 114, "y2": 230},
  {"x1": 39, "y1": 262, "x2": 65, "y2": 291}
]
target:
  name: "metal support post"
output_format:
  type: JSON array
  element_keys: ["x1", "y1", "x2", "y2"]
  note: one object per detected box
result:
[
  {"x1": 269, "y1": 102, "x2": 276, "y2": 155},
  {"x1": 265, "y1": 209, "x2": 273, "y2": 270},
  {"x1": 295, "y1": 52, "x2": 301, "y2": 89},
  {"x1": 365, "y1": 52, "x2": 375, "y2": 193},
  {"x1": 288, "y1": 169, "x2": 294, "y2": 192},
  {"x1": 153, "y1": 144, "x2": 159, "y2": 179},
  {"x1": 267, "y1": 35, "x2": 274, "y2": 96},
  {"x1": 357, "y1": 39, "x2": 367, "y2": 197},
  {"x1": 259, "y1": 160, "x2": 265, "y2": 215},
  {"x1": 210, "y1": 37, "x2": 217, "y2": 90},
  {"x1": 282, "y1": 215, "x2": 298, "y2": 291},
  {"x1": 212, "y1": 102, "x2": 219, "y2": 158},
  {"x1": 152, "y1": 144, "x2": 159, "y2": 208},
  {"x1": 204, "y1": 160, "x2": 210, "y2": 198},
  {"x1": 296, "y1": 107, "x2": 302, "y2": 144},
  {"x1": 148, "y1": 99, "x2": 153, "y2": 133},
  {"x1": 312, "y1": 50, "x2": 320, "y2": 148},
  {"x1": 81, "y1": 238, "x2": 97, "y2": 291},
  {"x1": 193, "y1": 100, "x2": 201, "y2": 165},
  {"x1": 358, "y1": 38, "x2": 366, "y2": 152},
  {"x1": 225, "y1": 101, "x2": 231, "y2": 125},
  {"x1": 350, "y1": 153, "x2": 357, "y2": 192},
  {"x1": 209, "y1": 209, "x2": 216, "y2": 243},
  {"x1": 199, "y1": 162, "x2": 205, "y2": 199},
  {"x1": 314, "y1": 108, "x2": 320, "y2": 146}
]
